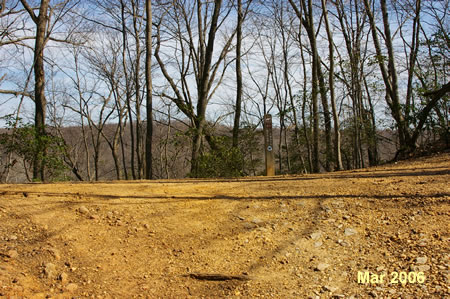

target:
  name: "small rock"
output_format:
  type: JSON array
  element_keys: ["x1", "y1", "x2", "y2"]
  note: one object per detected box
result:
[
  {"x1": 411, "y1": 264, "x2": 431, "y2": 272},
  {"x1": 78, "y1": 206, "x2": 89, "y2": 214},
  {"x1": 89, "y1": 214, "x2": 99, "y2": 220},
  {"x1": 344, "y1": 228, "x2": 357, "y2": 236},
  {"x1": 337, "y1": 239, "x2": 348, "y2": 246},
  {"x1": 376, "y1": 266, "x2": 385, "y2": 272},
  {"x1": 251, "y1": 218, "x2": 263, "y2": 225},
  {"x1": 314, "y1": 241, "x2": 323, "y2": 248},
  {"x1": 322, "y1": 285, "x2": 338, "y2": 293},
  {"x1": 7, "y1": 250, "x2": 19, "y2": 259},
  {"x1": 44, "y1": 262, "x2": 57, "y2": 279},
  {"x1": 416, "y1": 265, "x2": 431, "y2": 272},
  {"x1": 59, "y1": 272, "x2": 69, "y2": 284},
  {"x1": 388, "y1": 289, "x2": 397, "y2": 294},
  {"x1": 242, "y1": 222, "x2": 256, "y2": 230},
  {"x1": 315, "y1": 263, "x2": 330, "y2": 271},
  {"x1": 9, "y1": 235, "x2": 18, "y2": 241},
  {"x1": 310, "y1": 231, "x2": 322, "y2": 240},
  {"x1": 416, "y1": 256, "x2": 428, "y2": 264},
  {"x1": 143, "y1": 223, "x2": 150, "y2": 229},
  {"x1": 65, "y1": 283, "x2": 78, "y2": 292},
  {"x1": 256, "y1": 227, "x2": 268, "y2": 233},
  {"x1": 47, "y1": 247, "x2": 61, "y2": 260}
]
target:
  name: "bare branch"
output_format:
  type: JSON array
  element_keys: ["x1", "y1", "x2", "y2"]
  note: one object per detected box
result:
[
  {"x1": 0, "y1": 89, "x2": 33, "y2": 99},
  {"x1": 19, "y1": 0, "x2": 38, "y2": 23}
]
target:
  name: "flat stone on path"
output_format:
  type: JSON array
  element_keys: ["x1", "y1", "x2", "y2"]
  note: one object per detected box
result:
[
  {"x1": 415, "y1": 256, "x2": 427, "y2": 264},
  {"x1": 344, "y1": 228, "x2": 357, "y2": 236},
  {"x1": 411, "y1": 265, "x2": 431, "y2": 272},
  {"x1": 310, "y1": 231, "x2": 322, "y2": 240},
  {"x1": 315, "y1": 263, "x2": 330, "y2": 271},
  {"x1": 44, "y1": 262, "x2": 57, "y2": 279},
  {"x1": 78, "y1": 206, "x2": 89, "y2": 214},
  {"x1": 7, "y1": 250, "x2": 18, "y2": 259},
  {"x1": 65, "y1": 283, "x2": 78, "y2": 292}
]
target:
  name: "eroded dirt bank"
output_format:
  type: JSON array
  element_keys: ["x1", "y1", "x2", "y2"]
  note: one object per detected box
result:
[{"x1": 0, "y1": 154, "x2": 449, "y2": 298}]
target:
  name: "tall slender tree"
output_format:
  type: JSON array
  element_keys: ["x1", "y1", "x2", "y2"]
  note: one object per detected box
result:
[
  {"x1": 145, "y1": 0, "x2": 153, "y2": 179},
  {"x1": 321, "y1": 0, "x2": 343, "y2": 170},
  {"x1": 288, "y1": 0, "x2": 320, "y2": 172},
  {"x1": 232, "y1": 0, "x2": 244, "y2": 148}
]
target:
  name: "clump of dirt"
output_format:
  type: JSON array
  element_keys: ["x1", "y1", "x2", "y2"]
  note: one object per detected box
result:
[{"x1": 0, "y1": 153, "x2": 449, "y2": 298}]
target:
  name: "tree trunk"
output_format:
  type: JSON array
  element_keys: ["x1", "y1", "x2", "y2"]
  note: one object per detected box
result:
[
  {"x1": 145, "y1": 0, "x2": 153, "y2": 179},
  {"x1": 321, "y1": 0, "x2": 343, "y2": 171},
  {"x1": 299, "y1": 24, "x2": 312, "y2": 173},
  {"x1": 317, "y1": 62, "x2": 333, "y2": 171},
  {"x1": 364, "y1": 76, "x2": 379, "y2": 166},
  {"x1": 363, "y1": 0, "x2": 412, "y2": 155},
  {"x1": 289, "y1": 0, "x2": 320, "y2": 173},
  {"x1": 131, "y1": 0, "x2": 143, "y2": 179},
  {"x1": 232, "y1": 0, "x2": 243, "y2": 148},
  {"x1": 120, "y1": 0, "x2": 136, "y2": 180},
  {"x1": 21, "y1": 0, "x2": 50, "y2": 181},
  {"x1": 190, "y1": 0, "x2": 223, "y2": 176}
]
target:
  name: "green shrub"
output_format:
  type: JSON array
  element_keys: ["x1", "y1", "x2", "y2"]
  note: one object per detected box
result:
[
  {"x1": 0, "y1": 116, "x2": 68, "y2": 181},
  {"x1": 193, "y1": 136, "x2": 244, "y2": 178}
]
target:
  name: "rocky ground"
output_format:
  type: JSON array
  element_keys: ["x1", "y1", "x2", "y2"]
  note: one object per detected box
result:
[{"x1": 0, "y1": 153, "x2": 449, "y2": 298}]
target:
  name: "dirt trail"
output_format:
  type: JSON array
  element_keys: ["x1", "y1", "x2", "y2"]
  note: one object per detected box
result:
[{"x1": 0, "y1": 154, "x2": 449, "y2": 298}]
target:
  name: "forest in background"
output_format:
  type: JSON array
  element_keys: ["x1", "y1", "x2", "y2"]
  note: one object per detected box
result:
[{"x1": 0, "y1": 0, "x2": 448, "y2": 182}]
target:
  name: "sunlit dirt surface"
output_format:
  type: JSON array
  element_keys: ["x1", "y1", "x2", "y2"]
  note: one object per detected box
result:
[{"x1": 0, "y1": 153, "x2": 449, "y2": 298}]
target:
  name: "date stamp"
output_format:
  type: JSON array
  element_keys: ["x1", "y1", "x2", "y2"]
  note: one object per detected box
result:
[{"x1": 358, "y1": 271, "x2": 426, "y2": 284}]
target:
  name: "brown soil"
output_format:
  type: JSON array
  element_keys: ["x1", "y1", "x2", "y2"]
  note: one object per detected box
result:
[{"x1": 0, "y1": 154, "x2": 449, "y2": 298}]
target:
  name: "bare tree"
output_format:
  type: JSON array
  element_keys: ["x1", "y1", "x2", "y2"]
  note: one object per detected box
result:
[
  {"x1": 321, "y1": 0, "x2": 343, "y2": 170},
  {"x1": 232, "y1": 0, "x2": 244, "y2": 148},
  {"x1": 232, "y1": 0, "x2": 253, "y2": 148},
  {"x1": 288, "y1": 0, "x2": 321, "y2": 172},
  {"x1": 362, "y1": 0, "x2": 446, "y2": 158},
  {"x1": 145, "y1": 0, "x2": 153, "y2": 179},
  {"x1": 20, "y1": 0, "x2": 50, "y2": 181},
  {"x1": 154, "y1": 0, "x2": 236, "y2": 176},
  {"x1": 0, "y1": 0, "x2": 84, "y2": 181}
]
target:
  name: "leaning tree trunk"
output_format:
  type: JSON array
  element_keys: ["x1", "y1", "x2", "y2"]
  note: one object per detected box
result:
[{"x1": 363, "y1": 0, "x2": 413, "y2": 157}]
